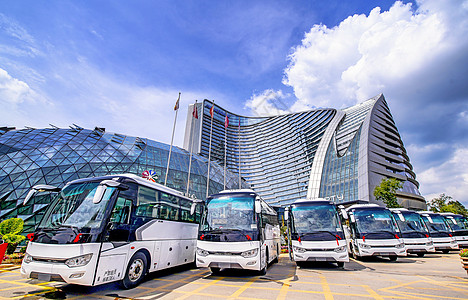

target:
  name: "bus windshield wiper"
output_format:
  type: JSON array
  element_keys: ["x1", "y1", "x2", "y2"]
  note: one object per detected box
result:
[{"x1": 207, "y1": 228, "x2": 253, "y2": 240}]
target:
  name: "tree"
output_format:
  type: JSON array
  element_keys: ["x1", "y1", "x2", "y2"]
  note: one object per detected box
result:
[
  {"x1": 374, "y1": 178, "x2": 403, "y2": 208},
  {"x1": 428, "y1": 194, "x2": 468, "y2": 217},
  {"x1": 0, "y1": 218, "x2": 26, "y2": 254}
]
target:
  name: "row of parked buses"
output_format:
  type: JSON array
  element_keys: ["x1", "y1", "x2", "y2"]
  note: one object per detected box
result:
[
  {"x1": 20, "y1": 174, "x2": 280, "y2": 289},
  {"x1": 284, "y1": 200, "x2": 467, "y2": 266},
  {"x1": 18, "y1": 174, "x2": 468, "y2": 289}
]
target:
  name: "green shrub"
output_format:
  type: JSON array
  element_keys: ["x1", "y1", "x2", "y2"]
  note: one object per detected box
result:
[
  {"x1": 0, "y1": 218, "x2": 25, "y2": 254},
  {"x1": 460, "y1": 249, "x2": 468, "y2": 257}
]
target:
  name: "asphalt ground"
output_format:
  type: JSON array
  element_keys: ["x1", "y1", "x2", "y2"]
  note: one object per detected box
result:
[{"x1": 0, "y1": 252, "x2": 467, "y2": 299}]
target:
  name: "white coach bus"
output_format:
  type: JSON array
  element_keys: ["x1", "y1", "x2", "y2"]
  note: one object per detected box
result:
[
  {"x1": 345, "y1": 204, "x2": 406, "y2": 261},
  {"x1": 418, "y1": 211, "x2": 459, "y2": 253},
  {"x1": 390, "y1": 208, "x2": 435, "y2": 257},
  {"x1": 21, "y1": 174, "x2": 202, "y2": 289},
  {"x1": 196, "y1": 189, "x2": 281, "y2": 275},
  {"x1": 285, "y1": 199, "x2": 349, "y2": 267},
  {"x1": 440, "y1": 213, "x2": 468, "y2": 249}
]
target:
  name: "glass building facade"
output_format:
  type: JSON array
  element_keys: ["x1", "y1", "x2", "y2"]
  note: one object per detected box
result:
[
  {"x1": 0, "y1": 125, "x2": 247, "y2": 233},
  {"x1": 184, "y1": 94, "x2": 426, "y2": 209}
]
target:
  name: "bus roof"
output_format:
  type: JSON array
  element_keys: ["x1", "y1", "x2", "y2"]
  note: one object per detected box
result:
[
  {"x1": 346, "y1": 204, "x2": 383, "y2": 211},
  {"x1": 292, "y1": 198, "x2": 333, "y2": 206}
]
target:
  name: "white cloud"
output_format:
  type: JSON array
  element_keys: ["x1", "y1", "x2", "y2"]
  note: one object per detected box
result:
[
  {"x1": 0, "y1": 68, "x2": 33, "y2": 104},
  {"x1": 283, "y1": 0, "x2": 468, "y2": 108},
  {"x1": 244, "y1": 89, "x2": 290, "y2": 117},
  {"x1": 418, "y1": 148, "x2": 468, "y2": 207}
]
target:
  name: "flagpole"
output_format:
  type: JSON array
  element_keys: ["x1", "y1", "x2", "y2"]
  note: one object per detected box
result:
[
  {"x1": 224, "y1": 115, "x2": 227, "y2": 190},
  {"x1": 206, "y1": 100, "x2": 215, "y2": 199},
  {"x1": 238, "y1": 117, "x2": 241, "y2": 189},
  {"x1": 186, "y1": 100, "x2": 197, "y2": 196},
  {"x1": 165, "y1": 92, "x2": 180, "y2": 186}
]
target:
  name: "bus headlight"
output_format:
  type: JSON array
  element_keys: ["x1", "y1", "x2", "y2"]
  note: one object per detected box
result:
[
  {"x1": 450, "y1": 240, "x2": 457, "y2": 244},
  {"x1": 240, "y1": 248, "x2": 258, "y2": 258},
  {"x1": 358, "y1": 243, "x2": 371, "y2": 249},
  {"x1": 395, "y1": 243, "x2": 405, "y2": 249},
  {"x1": 334, "y1": 246, "x2": 347, "y2": 253},
  {"x1": 64, "y1": 253, "x2": 93, "y2": 268},
  {"x1": 197, "y1": 248, "x2": 209, "y2": 257},
  {"x1": 293, "y1": 246, "x2": 306, "y2": 253},
  {"x1": 23, "y1": 253, "x2": 33, "y2": 264}
]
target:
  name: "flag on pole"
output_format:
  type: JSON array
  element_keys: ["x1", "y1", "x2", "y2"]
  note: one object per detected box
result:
[
  {"x1": 225, "y1": 115, "x2": 229, "y2": 128},
  {"x1": 174, "y1": 93, "x2": 180, "y2": 111},
  {"x1": 193, "y1": 104, "x2": 198, "y2": 119},
  {"x1": 210, "y1": 104, "x2": 214, "y2": 118}
]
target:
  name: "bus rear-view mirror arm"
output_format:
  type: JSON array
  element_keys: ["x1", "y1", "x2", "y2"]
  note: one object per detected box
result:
[
  {"x1": 93, "y1": 180, "x2": 128, "y2": 204},
  {"x1": 338, "y1": 205, "x2": 348, "y2": 220},
  {"x1": 23, "y1": 185, "x2": 61, "y2": 205}
]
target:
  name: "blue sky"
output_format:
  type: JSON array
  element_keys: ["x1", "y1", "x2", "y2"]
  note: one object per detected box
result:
[{"x1": 1, "y1": 0, "x2": 467, "y2": 206}]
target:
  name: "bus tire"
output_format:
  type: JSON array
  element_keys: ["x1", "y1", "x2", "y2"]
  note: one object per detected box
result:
[
  {"x1": 259, "y1": 249, "x2": 268, "y2": 275},
  {"x1": 442, "y1": 250, "x2": 449, "y2": 254},
  {"x1": 121, "y1": 252, "x2": 147, "y2": 289},
  {"x1": 388, "y1": 255, "x2": 397, "y2": 261},
  {"x1": 210, "y1": 267, "x2": 221, "y2": 274},
  {"x1": 417, "y1": 253, "x2": 425, "y2": 257},
  {"x1": 337, "y1": 262, "x2": 344, "y2": 268}
]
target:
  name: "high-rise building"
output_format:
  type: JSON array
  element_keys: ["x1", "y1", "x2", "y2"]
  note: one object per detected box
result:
[{"x1": 184, "y1": 94, "x2": 425, "y2": 209}]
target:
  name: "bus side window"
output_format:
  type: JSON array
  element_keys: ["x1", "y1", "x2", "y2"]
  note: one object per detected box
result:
[
  {"x1": 159, "y1": 192, "x2": 180, "y2": 221},
  {"x1": 110, "y1": 197, "x2": 132, "y2": 224},
  {"x1": 180, "y1": 198, "x2": 194, "y2": 222},
  {"x1": 136, "y1": 186, "x2": 158, "y2": 219}
]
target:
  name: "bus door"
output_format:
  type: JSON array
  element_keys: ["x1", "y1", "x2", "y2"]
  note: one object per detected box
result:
[{"x1": 95, "y1": 192, "x2": 134, "y2": 285}]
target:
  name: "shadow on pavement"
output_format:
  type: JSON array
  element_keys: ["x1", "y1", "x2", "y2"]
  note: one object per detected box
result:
[
  {"x1": 27, "y1": 262, "x2": 204, "y2": 300},
  {"x1": 203, "y1": 255, "x2": 297, "y2": 286}
]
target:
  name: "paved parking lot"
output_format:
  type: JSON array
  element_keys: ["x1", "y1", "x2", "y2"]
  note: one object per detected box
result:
[{"x1": 0, "y1": 252, "x2": 467, "y2": 299}]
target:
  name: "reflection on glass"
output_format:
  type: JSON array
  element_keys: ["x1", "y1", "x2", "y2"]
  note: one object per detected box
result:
[
  {"x1": 201, "y1": 196, "x2": 255, "y2": 231},
  {"x1": 292, "y1": 205, "x2": 340, "y2": 234},
  {"x1": 40, "y1": 182, "x2": 115, "y2": 229},
  {"x1": 354, "y1": 209, "x2": 398, "y2": 234}
]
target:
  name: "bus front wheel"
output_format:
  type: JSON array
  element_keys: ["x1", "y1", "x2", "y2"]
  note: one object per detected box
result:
[
  {"x1": 121, "y1": 252, "x2": 147, "y2": 289},
  {"x1": 210, "y1": 267, "x2": 221, "y2": 274},
  {"x1": 388, "y1": 255, "x2": 397, "y2": 261}
]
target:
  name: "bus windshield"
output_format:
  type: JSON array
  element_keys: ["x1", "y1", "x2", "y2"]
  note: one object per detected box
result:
[
  {"x1": 395, "y1": 212, "x2": 429, "y2": 238},
  {"x1": 292, "y1": 204, "x2": 341, "y2": 233},
  {"x1": 446, "y1": 216, "x2": 468, "y2": 231},
  {"x1": 354, "y1": 209, "x2": 398, "y2": 236},
  {"x1": 201, "y1": 195, "x2": 255, "y2": 232},
  {"x1": 421, "y1": 215, "x2": 450, "y2": 233},
  {"x1": 39, "y1": 181, "x2": 116, "y2": 230}
]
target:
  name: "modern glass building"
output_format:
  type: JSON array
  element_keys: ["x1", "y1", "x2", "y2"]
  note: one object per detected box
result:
[
  {"x1": 0, "y1": 125, "x2": 247, "y2": 233},
  {"x1": 184, "y1": 94, "x2": 426, "y2": 209}
]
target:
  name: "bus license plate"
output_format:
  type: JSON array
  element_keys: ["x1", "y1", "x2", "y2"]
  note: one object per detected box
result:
[
  {"x1": 315, "y1": 257, "x2": 326, "y2": 261},
  {"x1": 38, "y1": 273, "x2": 51, "y2": 281}
]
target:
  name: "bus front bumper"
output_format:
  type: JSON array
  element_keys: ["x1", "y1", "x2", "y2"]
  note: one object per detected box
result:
[
  {"x1": 21, "y1": 260, "x2": 96, "y2": 286},
  {"x1": 196, "y1": 241, "x2": 262, "y2": 271}
]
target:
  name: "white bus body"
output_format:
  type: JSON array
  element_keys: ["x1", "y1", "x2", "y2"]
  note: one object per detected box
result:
[
  {"x1": 390, "y1": 208, "x2": 435, "y2": 257},
  {"x1": 196, "y1": 190, "x2": 281, "y2": 274},
  {"x1": 418, "y1": 211, "x2": 459, "y2": 253},
  {"x1": 21, "y1": 174, "x2": 202, "y2": 288},
  {"x1": 285, "y1": 199, "x2": 349, "y2": 267},
  {"x1": 345, "y1": 204, "x2": 406, "y2": 261},
  {"x1": 441, "y1": 213, "x2": 468, "y2": 249}
]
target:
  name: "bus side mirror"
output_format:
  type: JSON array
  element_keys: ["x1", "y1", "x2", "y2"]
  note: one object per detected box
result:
[
  {"x1": 397, "y1": 213, "x2": 405, "y2": 222},
  {"x1": 93, "y1": 185, "x2": 107, "y2": 204},
  {"x1": 93, "y1": 180, "x2": 127, "y2": 204},
  {"x1": 284, "y1": 207, "x2": 289, "y2": 221},
  {"x1": 24, "y1": 185, "x2": 61, "y2": 205},
  {"x1": 255, "y1": 201, "x2": 261, "y2": 214},
  {"x1": 349, "y1": 214, "x2": 356, "y2": 223},
  {"x1": 190, "y1": 203, "x2": 197, "y2": 215},
  {"x1": 341, "y1": 209, "x2": 348, "y2": 220}
]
